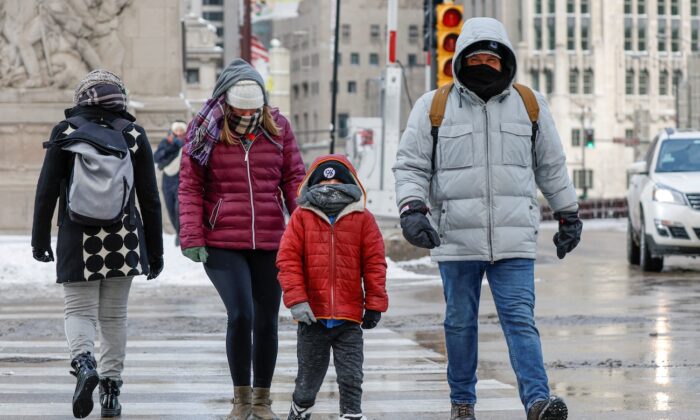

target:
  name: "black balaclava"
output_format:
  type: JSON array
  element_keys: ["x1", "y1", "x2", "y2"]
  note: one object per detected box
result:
[{"x1": 456, "y1": 40, "x2": 515, "y2": 102}]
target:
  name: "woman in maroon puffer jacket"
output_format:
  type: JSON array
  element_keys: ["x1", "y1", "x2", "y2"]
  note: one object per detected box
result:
[{"x1": 178, "y1": 59, "x2": 305, "y2": 420}]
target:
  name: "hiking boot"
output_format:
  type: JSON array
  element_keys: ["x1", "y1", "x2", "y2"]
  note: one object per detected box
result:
[
  {"x1": 527, "y1": 396, "x2": 568, "y2": 420},
  {"x1": 450, "y1": 403, "x2": 476, "y2": 420},
  {"x1": 287, "y1": 401, "x2": 312, "y2": 420},
  {"x1": 249, "y1": 387, "x2": 279, "y2": 420},
  {"x1": 227, "y1": 386, "x2": 252, "y2": 420},
  {"x1": 99, "y1": 377, "x2": 122, "y2": 417},
  {"x1": 69, "y1": 352, "x2": 99, "y2": 418}
]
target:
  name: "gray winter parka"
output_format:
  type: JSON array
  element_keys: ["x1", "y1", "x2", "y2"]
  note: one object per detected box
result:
[{"x1": 393, "y1": 17, "x2": 578, "y2": 262}]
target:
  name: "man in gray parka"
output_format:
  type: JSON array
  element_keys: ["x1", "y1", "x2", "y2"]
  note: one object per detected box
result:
[{"x1": 393, "y1": 18, "x2": 581, "y2": 420}]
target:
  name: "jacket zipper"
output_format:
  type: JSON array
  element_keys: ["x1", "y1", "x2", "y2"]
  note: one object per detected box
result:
[
  {"x1": 483, "y1": 105, "x2": 494, "y2": 263},
  {"x1": 243, "y1": 144, "x2": 256, "y2": 249},
  {"x1": 330, "y1": 224, "x2": 336, "y2": 319}
]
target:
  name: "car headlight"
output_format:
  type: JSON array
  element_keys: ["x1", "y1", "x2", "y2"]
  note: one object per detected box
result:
[{"x1": 652, "y1": 184, "x2": 688, "y2": 205}]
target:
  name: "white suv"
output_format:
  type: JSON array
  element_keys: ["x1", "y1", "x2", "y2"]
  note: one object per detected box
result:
[{"x1": 627, "y1": 128, "x2": 700, "y2": 272}]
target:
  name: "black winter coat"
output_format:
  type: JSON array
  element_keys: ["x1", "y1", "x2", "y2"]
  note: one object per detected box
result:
[{"x1": 31, "y1": 106, "x2": 163, "y2": 283}]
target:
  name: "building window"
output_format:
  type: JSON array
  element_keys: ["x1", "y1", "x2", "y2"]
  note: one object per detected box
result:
[
  {"x1": 203, "y1": 0, "x2": 223, "y2": 5},
  {"x1": 638, "y1": 21, "x2": 646, "y2": 51},
  {"x1": 547, "y1": 16, "x2": 555, "y2": 50},
  {"x1": 407, "y1": 53, "x2": 418, "y2": 67},
  {"x1": 567, "y1": 17, "x2": 575, "y2": 50},
  {"x1": 293, "y1": 115, "x2": 299, "y2": 130},
  {"x1": 303, "y1": 113, "x2": 308, "y2": 133},
  {"x1": 638, "y1": 0, "x2": 646, "y2": 14},
  {"x1": 583, "y1": 69, "x2": 594, "y2": 94},
  {"x1": 336, "y1": 53, "x2": 342, "y2": 65},
  {"x1": 548, "y1": 0, "x2": 555, "y2": 13},
  {"x1": 672, "y1": 19, "x2": 680, "y2": 51},
  {"x1": 572, "y1": 128, "x2": 581, "y2": 146},
  {"x1": 567, "y1": 0, "x2": 575, "y2": 13},
  {"x1": 693, "y1": 20, "x2": 700, "y2": 51},
  {"x1": 624, "y1": 0, "x2": 632, "y2": 14},
  {"x1": 350, "y1": 52, "x2": 360, "y2": 65},
  {"x1": 370, "y1": 24, "x2": 381, "y2": 42},
  {"x1": 659, "y1": 70, "x2": 669, "y2": 95},
  {"x1": 202, "y1": 11, "x2": 224, "y2": 21},
  {"x1": 302, "y1": 82, "x2": 309, "y2": 97},
  {"x1": 658, "y1": 20, "x2": 667, "y2": 51},
  {"x1": 531, "y1": 70, "x2": 540, "y2": 91},
  {"x1": 338, "y1": 113, "x2": 350, "y2": 138},
  {"x1": 658, "y1": 0, "x2": 666, "y2": 15},
  {"x1": 626, "y1": 69, "x2": 635, "y2": 95},
  {"x1": 625, "y1": 129, "x2": 634, "y2": 140},
  {"x1": 581, "y1": 18, "x2": 590, "y2": 51},
  {"x1": 216, "y1": 26, "x2": 224, "y2": 38},
  {"x1": 639, "y1": 70, "x2": 649, "y2": 95},
  {"x1": 693, "y1": 0, "x2": 699, "y2": 15},
  {"x1": 581, "y1": 0, "x2": 590, "y2": 14},
  {"x1": 624, "y1": 18, "x2": 633, "y2": 51},
  {"x1": 292, "y1": 84, "x2": 299, "y2": 99},
  {"x1": 311, "y1": 82, "x2": 319, "y2": 95},
  {"x1": 408, "y1": 25, "x2": 419, "y2": 44},
  {"x1": 348, "y1": 81, "x2": 357, "y2": 93},
  {"x1": 342, "y1": 24, "x2": 351, "y2": 42},
  {"x1": 186, "y1": 68, "x2": 199, "y2": 84},
  {"x1": 545, "y1": 70, "x2": 554, "y2": 94},
  {"x1": 535, "y1": 0, "x2": 542, "y2": 14},
  {"x1": 534, "y1": 18, "x2": 543, "y2": 50},
  {"x1": 369, "y1": 53, "x2": 379, "y2": 66},
  {"x1": 673, "y1": 70, "x2": 683, "y2": 91},
  {"x1": 671, "y1": 0, "x2": 679, "y2": 15},
  {"x1": 569, "y1": 69, "x2": 579, "y2": 94},
  {"x1": 312, "y1": 53, "x2": 320, "y2": 67}
]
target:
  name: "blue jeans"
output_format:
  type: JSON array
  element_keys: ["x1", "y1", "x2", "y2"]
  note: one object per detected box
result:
[{"x1": 438, "y1": 258, "x2": 549, "y2": 411}]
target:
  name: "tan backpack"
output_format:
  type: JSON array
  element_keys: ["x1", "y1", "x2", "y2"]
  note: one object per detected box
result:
[{"x1": 428, "y1": 82, "x2": 540, "y2": 172}]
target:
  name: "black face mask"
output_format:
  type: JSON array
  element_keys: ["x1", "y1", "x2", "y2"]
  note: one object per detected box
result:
[{"x1": 457, "y1": 64, "x2": 511, "y2": 102}]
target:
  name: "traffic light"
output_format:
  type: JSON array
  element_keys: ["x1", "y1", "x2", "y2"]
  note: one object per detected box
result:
[
  {"x1": 435, "y1": 2, "x2": 463, "y2": 87},
  {"x1": 584, "y1": 128, "x2": 595, "y2": 149}
]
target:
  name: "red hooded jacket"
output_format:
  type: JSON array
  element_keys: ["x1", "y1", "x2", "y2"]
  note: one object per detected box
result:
[
  {"x1": 178, "y1": 109, "x2": 305, "y2": 250},
  {"x1": 276, "y1": 155, "x2": 388, "y2": 323}
]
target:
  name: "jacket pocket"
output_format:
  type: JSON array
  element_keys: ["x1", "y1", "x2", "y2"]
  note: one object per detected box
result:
[
  {"x1": 501, "y1": 122, "x2": 532, "y2": 167},
  {"x1": 208, "y1": 198, "x2": 223, "y2": 230},
  {"x1": 438, "y1": 124, "x2": 474, "y2": 170}
]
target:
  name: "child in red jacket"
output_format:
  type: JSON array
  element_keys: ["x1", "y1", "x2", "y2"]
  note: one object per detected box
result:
[{"x1": 276, "y1": 155, "x2": 388, "y2": 420}]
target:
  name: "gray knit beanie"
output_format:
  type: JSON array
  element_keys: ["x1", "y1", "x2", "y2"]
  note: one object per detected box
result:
[{"x1": 73, "y1": 69, "x2": 127, "y2": 104}]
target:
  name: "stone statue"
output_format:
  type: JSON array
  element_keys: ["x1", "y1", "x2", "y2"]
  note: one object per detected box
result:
[{"x1": 0, "y1": 0, "x2": 132, "y2": 89}]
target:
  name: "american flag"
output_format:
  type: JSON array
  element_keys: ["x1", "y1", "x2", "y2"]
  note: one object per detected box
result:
[{"x1": 251, "y1": 35, "x2": 269, "y2": 63}]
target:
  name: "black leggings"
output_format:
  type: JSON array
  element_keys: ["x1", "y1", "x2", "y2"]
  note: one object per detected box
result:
[{"x1": 203, "y1": 248, "x2": 282, "y2": 388}]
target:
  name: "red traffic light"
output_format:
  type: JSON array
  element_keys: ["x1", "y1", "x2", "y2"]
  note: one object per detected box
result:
[
  {"x1": 442, "y1": 8, "x2": 463, "y2": 27},
  {"x1": 443, "y1": 58, "x2": 453, "y2": 77},
  {"x1": 442, "y1": 33, "x2": 458, "y2": 52}
]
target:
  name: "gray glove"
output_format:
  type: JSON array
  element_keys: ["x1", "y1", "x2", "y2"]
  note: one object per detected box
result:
[{"x1": 290, "y1": 302, "x2": 317, "y2": 325}]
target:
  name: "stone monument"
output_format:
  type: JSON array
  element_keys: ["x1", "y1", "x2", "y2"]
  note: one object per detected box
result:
[{"x1": 0, "y1": 0, "x2": 190, "y2": 232}]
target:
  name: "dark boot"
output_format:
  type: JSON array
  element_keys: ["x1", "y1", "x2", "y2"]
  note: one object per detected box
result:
[
  {"x1": 227, "y1": 386, "x2": 252, "y2": 420},
  {"x1": 99, "y1": 377, "x2": 123, "y2": 417},
  {"x1": 69, "y1": 352, "x2": 99, "y2": 418},
  {"x1": 450, "y1": 403, "x2": 476, "y2": 420},
  {"x1": 249, "y1": 387, "x2": 279, "y2": 419},
  {"x1": 527, "y1": 396, "x2": 568, "y2": 420}
]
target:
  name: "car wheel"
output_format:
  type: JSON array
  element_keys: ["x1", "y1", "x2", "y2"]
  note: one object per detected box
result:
[
  {"x1": 640, "y1": 214, "x2": 664, "y2": 272},
  {"x1": 627, "y1": 218, "x2": 640, "y2": 265}
]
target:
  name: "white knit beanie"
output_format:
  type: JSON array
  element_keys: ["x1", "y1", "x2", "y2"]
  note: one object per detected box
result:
[{"x1": 226, "y1": 80, "x2": 265, "y2": 109}]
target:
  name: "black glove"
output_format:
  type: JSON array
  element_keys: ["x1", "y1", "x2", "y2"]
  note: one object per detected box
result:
[
  {"x1": 399, "y1": 200, "x2": 441, "y2": 249},
  {"x1": 553, "y1": 211, "x2": 582, "y2": 259},
  {"x1": 147, "y1": 256, "x2": 164, "y2": 280},
  {"x1": 361, "y1": 310, "x2": 381, "y2": 329},
  {"x1": 32, "y1": 246, "x2": 54, "y2": 263}
]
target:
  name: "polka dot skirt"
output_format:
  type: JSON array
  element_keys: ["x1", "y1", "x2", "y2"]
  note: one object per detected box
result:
[{"x1": 83, "y1": 214, "x2": 142, "y2": 280}]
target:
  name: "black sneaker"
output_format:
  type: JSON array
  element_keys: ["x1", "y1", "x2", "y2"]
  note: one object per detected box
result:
[
  {"x1": 69, "y1": 352, "x2": 99, "y2": 418},
  {"x1": 451, "y1": 403, "x2": 476, "y2": 420},
  {"x1": 287, "y1": 402, "x2": 312, "y2": 420},
  {"x1": 99, "y1": 377, "x2": 122, "y2": 417},
  {"x1": 527, "y1": 396, "x2": 568, "y2": 420}
]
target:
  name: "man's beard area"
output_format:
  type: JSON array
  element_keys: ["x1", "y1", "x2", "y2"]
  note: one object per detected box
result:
[{"x1": 458, "y1": 64, "x2": 511, "y2": 102}]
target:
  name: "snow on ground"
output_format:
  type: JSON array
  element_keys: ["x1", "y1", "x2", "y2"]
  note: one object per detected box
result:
[
  {"x1": 540, "y1": 218, "x2": 627, "y2": 231},
  {"x1": 0, "y1": 234, "x2": 436, "y2": 293}
]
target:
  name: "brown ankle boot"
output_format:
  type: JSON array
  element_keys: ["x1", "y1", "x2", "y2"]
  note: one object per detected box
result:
[
  {"x1": 227, "y1": 386, "x2": 252, "y2": 420},
  {"x1": 249, "y1": 387, "x2": 279, "y2": 420}
]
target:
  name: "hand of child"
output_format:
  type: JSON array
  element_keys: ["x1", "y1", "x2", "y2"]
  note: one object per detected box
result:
[
  {"x1": 361, "y1": 310, "x2": 381, "y2": 329},
  {"x1": 291, "y1": 302, "x2": 317, "y2": 325}
]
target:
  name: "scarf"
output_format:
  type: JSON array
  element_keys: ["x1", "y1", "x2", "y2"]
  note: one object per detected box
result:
[
  {"x1": 184, "y1": 95, "x2": 227, "y2": 166},
  {"x1": 76, "y1": 83, "x2": 127, "y2": 112},
  {"x1": 297, "y1": 184, "x2": 363, "y2": 217},
  {"x1": 229, "y1": 109, "x2": 262, "y2": 136},
  {"x1": 457, "y1": 64, "x2": 511, "y2": 102}
]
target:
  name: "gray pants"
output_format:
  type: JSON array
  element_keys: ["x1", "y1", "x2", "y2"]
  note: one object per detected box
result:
[
  {"x1": 293, "y1": 322, "x2": 364, "y2": 415},
  {"x1": 63, "y1": 277, "x2": 133, "y2": 380}
]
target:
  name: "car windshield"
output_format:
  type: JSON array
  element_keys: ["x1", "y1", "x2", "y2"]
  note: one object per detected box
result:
[{"x1": 655, "y1": 139, "x2": 700, "y2": 173}]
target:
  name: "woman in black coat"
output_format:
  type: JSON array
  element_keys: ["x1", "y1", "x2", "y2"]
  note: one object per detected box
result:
[{"x1": 31, "y1": 70, "x2": 163, "y2": 419}]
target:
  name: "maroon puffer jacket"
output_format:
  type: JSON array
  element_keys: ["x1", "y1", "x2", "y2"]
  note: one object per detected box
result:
[{"x1": 179, "y1": 109, "x2": 305, "y2": 250}]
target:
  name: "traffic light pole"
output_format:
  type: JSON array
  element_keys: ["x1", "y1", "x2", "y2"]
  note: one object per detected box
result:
[{"x1": 329, "y1": 0, "x2": 341, "y2": 154}]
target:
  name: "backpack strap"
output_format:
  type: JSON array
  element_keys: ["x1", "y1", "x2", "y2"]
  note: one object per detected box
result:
[
  {"x1": 512, "y1": 83, "x2": 540, "y2": 168},
  {"x1": 429, "y1": 82, "x2": 454, "y2": 173}
]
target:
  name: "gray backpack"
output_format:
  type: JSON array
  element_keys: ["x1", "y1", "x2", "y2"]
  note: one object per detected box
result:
[{"x1": 48, "y1": 116, "x2": 135, "y2": 226}]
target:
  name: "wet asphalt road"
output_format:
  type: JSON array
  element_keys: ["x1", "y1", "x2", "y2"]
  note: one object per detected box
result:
[{"x1": 1, "y1": 220, "x2": 700, "y2": 419}]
